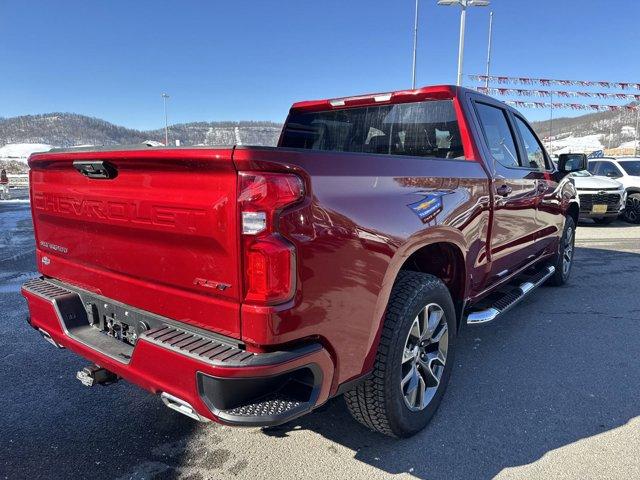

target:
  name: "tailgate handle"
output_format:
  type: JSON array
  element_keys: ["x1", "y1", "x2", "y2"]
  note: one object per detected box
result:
[{"x1": 73, "y1": 160, "x2": 118, "y2": 179}]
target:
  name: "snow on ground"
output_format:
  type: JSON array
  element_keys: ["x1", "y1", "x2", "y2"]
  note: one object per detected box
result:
[
  {"x1": 549, "y1": 134, "x2": 604, "y2": 154},
  {"x1": 0, "y1": 143, "x2": 52, "y2": 163},
  {"x1": 619, "y1": 139, "x2": 640, "y2": 148}
]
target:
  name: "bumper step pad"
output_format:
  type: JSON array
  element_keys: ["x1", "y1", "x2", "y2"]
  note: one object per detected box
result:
[
  {"x1": 141, "y1": 326, "x2": 256, "y2": 366},
  {"x1": 224, "y1": 394, "x2": 304, "y2": 418}
]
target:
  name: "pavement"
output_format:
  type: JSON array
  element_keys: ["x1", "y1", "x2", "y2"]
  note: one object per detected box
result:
[{"x1": 1, "y1": 189, "x2": 639, "y2": 479}]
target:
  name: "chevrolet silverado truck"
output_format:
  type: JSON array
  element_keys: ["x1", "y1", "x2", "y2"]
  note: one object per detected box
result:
[{"x1": 22, "y1": 86, "x2": 583, "y2": 438}]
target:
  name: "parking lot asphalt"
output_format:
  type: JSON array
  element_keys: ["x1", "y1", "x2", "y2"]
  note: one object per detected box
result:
[{"x1": 1, "y1": 189, "x2": 639, "y2": 479}]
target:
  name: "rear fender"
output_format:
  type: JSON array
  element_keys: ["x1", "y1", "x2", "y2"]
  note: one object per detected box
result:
[{"x1": 361, "y1": 227, "x2": 468, "y2": 373}]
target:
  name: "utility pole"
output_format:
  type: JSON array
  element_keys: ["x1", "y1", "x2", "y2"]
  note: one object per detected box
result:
[
  {"x1": 161, "y1": 93, "x2": 170, "y2": 146},
  {"x1": 485, "y1": 11, "x2": 493, "y2": 90},
  {"x1": 412, "y1": 0, "x2": 420, "y2": 89}
]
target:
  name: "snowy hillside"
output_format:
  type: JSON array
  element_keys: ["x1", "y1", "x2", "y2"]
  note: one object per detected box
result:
[
  {"x1": 0, "y1": 114, "x2": 282, "y2": 149},
  {"x1": 0, "y1": 114, "x2": 283, "y2": 173},
  {"x1": 547, "y1": 134, "x2": 604, "y2": 155},
  {"x1": 0, "y1": 143, "x2": 52, "y2": 162},
  {"x1": 531, "y1": 105, "x2": 638, "y2": 155}
]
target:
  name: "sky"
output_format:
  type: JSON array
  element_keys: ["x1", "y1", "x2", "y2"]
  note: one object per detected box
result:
[{"x1": 1, "y1": 0, "x2": 639, "y2": 130}]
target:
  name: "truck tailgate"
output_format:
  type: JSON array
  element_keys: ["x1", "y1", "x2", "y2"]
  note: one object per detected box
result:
[{"x1": 28, "y1": 148, "x2": 241, "y2": 338}]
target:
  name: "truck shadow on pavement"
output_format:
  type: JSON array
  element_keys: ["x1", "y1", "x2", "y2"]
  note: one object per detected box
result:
[{"x1": 264, "y1": 246, "x2": 640, "y2": 479}]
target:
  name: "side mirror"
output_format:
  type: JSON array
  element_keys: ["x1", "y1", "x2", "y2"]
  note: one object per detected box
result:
[{"x1": 558, "y1": 153, "x2": 587, "y2": 173}]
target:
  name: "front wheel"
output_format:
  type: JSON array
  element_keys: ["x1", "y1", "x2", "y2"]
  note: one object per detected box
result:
[
  {"x1": 344, "y1": 271, "x2": 456, "y2": 437},
  {"x1": 547, "y1": 215, "x2": 576, "y2": 286},
  {"x1": 623, "y1": 193, "x2": 640, "y2": 224}
]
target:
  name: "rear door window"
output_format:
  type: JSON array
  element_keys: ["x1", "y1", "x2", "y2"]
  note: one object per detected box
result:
[
  {"x1": 474, "y1": 102, "x2": 520, "y2": 169},
  {"x1": 280, "y1": 100, "x2": 465, "y2": 159}
]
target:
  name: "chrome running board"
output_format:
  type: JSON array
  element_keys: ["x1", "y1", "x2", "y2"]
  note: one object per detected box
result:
[{"x1": 466, "y1": 265, "x2": 555, "y2": 325}]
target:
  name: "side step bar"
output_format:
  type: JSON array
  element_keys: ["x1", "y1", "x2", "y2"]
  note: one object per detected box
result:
[{"x1": 466, "y1": 265, "x2": 555, "y2": 325}]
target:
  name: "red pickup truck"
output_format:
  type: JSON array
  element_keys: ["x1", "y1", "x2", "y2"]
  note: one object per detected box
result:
[{"x1": 23, "y1": 85, "x2": 583, "y2": 437}]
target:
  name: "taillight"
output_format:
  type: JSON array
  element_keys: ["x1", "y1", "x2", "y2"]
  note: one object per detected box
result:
[{"x1": 238, "y1": 172, "x2": 304, "y2": 304}]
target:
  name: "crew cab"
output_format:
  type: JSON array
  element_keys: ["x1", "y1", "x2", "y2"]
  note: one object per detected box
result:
[{"x1": 22, "y1": 86, "x2": 582, "y2": 437}]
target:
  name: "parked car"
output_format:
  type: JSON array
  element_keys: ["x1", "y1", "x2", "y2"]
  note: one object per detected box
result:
[
  {"x1": 588, "y1": 157, "x2": 640, "y2": 223},
  {"x1": 569, "y1": 170, "x2": 625, "y2": 224},
  {"x1": 22, "y1": 86, "x2": 582, "y2": 438}
]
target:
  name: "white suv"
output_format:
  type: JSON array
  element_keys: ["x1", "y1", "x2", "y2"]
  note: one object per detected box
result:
[{"x1": 588, "y1": 157, "x2": 640, "y2": 223}]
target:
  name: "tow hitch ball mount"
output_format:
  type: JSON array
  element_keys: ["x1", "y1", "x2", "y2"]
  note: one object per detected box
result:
[{"x1": 76, "y1": 364, "x2": 119, "y2": 387}]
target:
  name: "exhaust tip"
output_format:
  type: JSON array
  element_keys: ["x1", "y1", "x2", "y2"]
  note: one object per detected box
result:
[
  {"x1": 161, "y1": 392, "x2": 209, "y2": 423},
  {"x1": 38, "y1": 328, "x2": 64, "y2": 349}
]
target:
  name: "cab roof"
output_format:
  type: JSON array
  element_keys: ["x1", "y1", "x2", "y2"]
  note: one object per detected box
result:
[{"x1": 290, "y1": 85, "x2": 468, "y2": 113}]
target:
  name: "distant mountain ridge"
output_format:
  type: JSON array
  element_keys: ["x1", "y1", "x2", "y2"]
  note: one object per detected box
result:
[
  {"x1": 0, "y1": 113, "x2": 283, "y2": 173},
  {"x1": 0, "y1": 113, "x2": 282, "y2": 149}
]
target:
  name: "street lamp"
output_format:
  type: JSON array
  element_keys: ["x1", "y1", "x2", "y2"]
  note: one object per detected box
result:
[
  {"x1": 411, "y1": 0, "x2": 420, "y2": 89},
  {"x1": 161, "y1": 93, "x2": 170, "y2": 146},
  {"x1": 437, "y1": 0, "x2": 490, "y2": 87}
]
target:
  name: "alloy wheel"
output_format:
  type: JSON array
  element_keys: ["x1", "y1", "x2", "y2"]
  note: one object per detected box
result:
[
  {"x1": 562, "y1": 224, "x2": 574, "y2": 277},
  {"x1": 625, "y1": 196, "x2": 640, "y2": 223},
  {"x1": 401, "y1": 303, "x2": 448, "y2": 411}
]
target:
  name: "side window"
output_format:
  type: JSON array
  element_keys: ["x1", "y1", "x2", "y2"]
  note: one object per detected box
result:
[
  {"x1": 598, "y1": 161, "x2": 622, "y2": 178},
  {"x1": 587, "y1": 161, "x2": 598, "y2": 174},
  {"x1": 513, "y1": 116, "x2": 548, "y2": 171},
  {"x1": 474, "y1": 102, "x2": 520, "y2": 169}
]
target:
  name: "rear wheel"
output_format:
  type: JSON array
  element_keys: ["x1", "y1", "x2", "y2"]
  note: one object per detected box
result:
[
  {"x1": 623, "y1": 193, "x2": 640, "y2": 224},
  {"x1": 548, "y1": 215, "x2": 576, "y2": 286},
  {"x1": 344, "y1": 271, "x2": 455, "y2": 437}
]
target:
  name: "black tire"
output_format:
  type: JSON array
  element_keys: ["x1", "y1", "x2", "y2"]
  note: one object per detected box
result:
[
  {"x1": 547, "y1": 215, "x2": 576, "y2": 286},
  {"x1": 593, "y1": 217, "x2": 616, "y2": 225},
  {"x1": 344, "y1": 271, "x2": 456, "y2": 438},
  {"x1": 623, "y1": 193, "x2": 640, "y2": 224}
]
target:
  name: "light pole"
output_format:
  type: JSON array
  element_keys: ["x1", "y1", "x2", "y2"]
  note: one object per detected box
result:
[
  {"x1": 437, "y1": 0, "x2": 490, "y2": 87},
  {"x1": 161, "y1": 93, "x2": 170, "y2": 146},
  {"x1": 485, "y1": 11, "x2": 493, "y2": 90},
  {"x1": 635, "y1": 106, "x2": 639, "y2": 156},
  {"x1": 412, "y1": 0, "x2": 420, "y2": 89}
]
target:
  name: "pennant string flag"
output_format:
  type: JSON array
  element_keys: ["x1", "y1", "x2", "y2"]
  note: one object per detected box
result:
[
  {"x1": 469, "y1": 75, "x2": 640, "y2": 91},
  {"x1": 503, "y1": 100, "x2": 638, "y2": 111},
  {"x1": 475, "y1": 87, "x2": 640, "y2": 101}
]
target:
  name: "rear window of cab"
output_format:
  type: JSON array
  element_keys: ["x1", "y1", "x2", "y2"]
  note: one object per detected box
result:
[{"x1": 280, "y1": 100, "x2": 464, "y2": 160}]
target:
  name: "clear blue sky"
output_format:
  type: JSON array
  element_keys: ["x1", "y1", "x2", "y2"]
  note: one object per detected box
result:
[{"x1": 1, "y1": 0, "x2": 639, "y2": 130}]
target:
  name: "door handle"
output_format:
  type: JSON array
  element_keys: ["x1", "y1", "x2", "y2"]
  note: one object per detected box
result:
[{"x1": 496, "y1": 184, "x2": 512, "y2": 197}]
